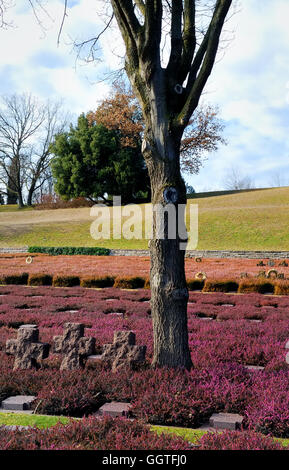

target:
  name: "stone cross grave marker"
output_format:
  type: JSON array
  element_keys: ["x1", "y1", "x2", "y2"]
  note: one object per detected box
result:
[
  {"x1": 102, "y1": 330, "x2": 146, "y2": 372},
  {"x1": 6, "y1": 325, "x2": 50, "y2": 370},
  {"x1": 53, "y1": 323, "x2": 95, "y2": 370}
]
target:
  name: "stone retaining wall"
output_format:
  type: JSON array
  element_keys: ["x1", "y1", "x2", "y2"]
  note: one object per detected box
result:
[
  {"x1": 1, "y1": 247, "x2": 289, "y2": 259},
  {"x1": 0, "y1": 247, "x2": 28, "y2": 253}
]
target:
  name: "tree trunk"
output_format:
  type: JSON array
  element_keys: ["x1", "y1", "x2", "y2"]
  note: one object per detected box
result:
[
  {"x1": 17, "y1": 191, "x2": 24, "y2": 208},
  {"x1": 144, "y1": 130, "x2": 192, "y2": 370},
  {"x1": 27, "y1": 184, "x2": 35, "y2": 206}
]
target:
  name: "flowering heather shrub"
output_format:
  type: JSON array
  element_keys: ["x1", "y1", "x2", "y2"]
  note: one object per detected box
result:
[
  {"x1": 203, "y1": 279, "x2": 239, "y2": 293},
  {"x1": 36, "y1": 371, "x2": 105, "y2": 416},
  {"x1": 113, "y1": 277, "x2": 146, "y2": 289},
  {"x1": 0, "y1": 416, "x2": 191, "y2": 450},
  {"x1": 52, "y1": 276, "x2": 80, "y2": 287},
  {"x1": 0, "y1": 286, "x2": 289, "y2": 436},
  {"x1": 28, "y1": 274, "x2": 53, "y2": 286},
  {"x1": 245, "y1": 371, "x2": 289, "y2": 438},
  {"x1": 196, "y1": 430, "x2": 284, "y2": 450},
  {"x1": 3, "y1": 255, "x2": 288, "y2": 283},
  {"x1": 80, "y1": 276, "x2": 115, "y2": 288}
]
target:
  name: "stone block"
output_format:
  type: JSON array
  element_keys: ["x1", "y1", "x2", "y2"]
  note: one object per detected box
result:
[
  {"x1": 1, "y1": 395, "x2": 36, "y2": 411},
  {"x1": 209, "y1": 412, "x2": 244, "y2": 430},
  {"x1": 244, "y1": 365, "x2": 265, "y2": 372},
  {"x1": 96, "y1": 401, "x2": 132, "y2": 418}
]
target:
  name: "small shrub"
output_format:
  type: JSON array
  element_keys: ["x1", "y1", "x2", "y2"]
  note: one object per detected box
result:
[
  {"x1": 52, "y1": 275, "x2": 80, "y2": 287},
  {"x1": 275, "y1": 281, "x2": 289, "y2": 295},
  {"x1": 196, "y1": 430, "x2": 284, "y2": 450},
  {"x1": 80, "y1": 276, "x2": 115, "y2": 288},
  {"x1": 203, "y1": 279, "x2": 238, "y2": 293},
  {"x1": 114, "y1": 277, "x2": 145, "y2": 289},
  {"x1": 34, "y1": 194, "x2": 94, "y2": 210},
  {"x1": 238, "y1": 280, "x2": 275, "y2": 294},
  {"x1": 187, "y1": 279, "x2": 205, "y2": 291},
  {"x1": 3, "y1": 273, "x2": 28, "y2": 285},
  {"x1": 28, "y1": 274, "x2": 53, "y2": 286}
]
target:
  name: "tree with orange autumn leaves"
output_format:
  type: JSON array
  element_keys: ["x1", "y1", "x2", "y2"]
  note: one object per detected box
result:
[{"x1": 87, "y1": 83, "x2": 226, "y2": 175}]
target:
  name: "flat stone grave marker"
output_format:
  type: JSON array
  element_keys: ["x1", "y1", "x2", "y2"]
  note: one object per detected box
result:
[
  {"x1": 1, "y1": 395, "x2": 36, "y2": 411},
  {"x1": 53, "y1": 323, "x2": 95, "y2": 370},
  {"x1": 199, "y1": 317, "x2": 214, "y2": 321},
  {"x1": 244, "y1": 365, "x2": 265, "y2": 372},
  {"x1": 209, "y1": 412, "x2": 244, "y2": 430},
  {"x1": 95, "y1": 402, "x2": 132, "y2": 418},
  {"x1": 6, "y1": 325, "x2": 50, "y2": 370},
  {"x1": 101, "y1": 331, "x2": 146, "y2": 372}
]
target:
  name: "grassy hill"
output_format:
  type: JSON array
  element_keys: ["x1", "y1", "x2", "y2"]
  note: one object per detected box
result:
[{"x1": 0, "y1": 187, "x2": 289, "y2": 250}]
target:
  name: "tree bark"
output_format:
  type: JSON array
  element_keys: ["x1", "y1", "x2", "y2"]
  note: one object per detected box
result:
[
  {"x1": 144, "y1": 128, "x2": 192, "y2": 370},
  {"x1": 27, "y1": 183, "x2": 35, "y2": 206}
]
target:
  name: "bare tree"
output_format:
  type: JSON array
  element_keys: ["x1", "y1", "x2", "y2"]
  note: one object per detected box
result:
[
  {"x1": 102, "y1": 0, "x2": 233, "y2": 369},
  {"x1": 269, "y1": 171, "x2": 288, "y2": 188},
  {"x1": 0, "y1": 94, "x2": 67, "y2": 207},
  {"x1": 223, "y1": 166, "x2": 255, "y2": 190}
]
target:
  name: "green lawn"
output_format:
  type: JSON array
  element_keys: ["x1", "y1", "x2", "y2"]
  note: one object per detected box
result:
[
  {"x1": 0, "y1": 205, "x2": 34, "y2": 213},
  {"x1": 0, "y1": 413, "x2": 70, "y2": 428},
  {"x1": 1, "y1": 187, "x2": 289, "y2": 250}
]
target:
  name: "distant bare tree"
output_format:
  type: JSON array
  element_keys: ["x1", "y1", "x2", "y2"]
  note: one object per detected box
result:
[
  {"x1": 0, "y1": 93, "x2": 67, "y2": 207},
  {"x1": 269, "y1": 171, "x2": 288, "y2": 188},
  {"x1": 223, "y1": 166, "x2": 255, "y2": 190}
]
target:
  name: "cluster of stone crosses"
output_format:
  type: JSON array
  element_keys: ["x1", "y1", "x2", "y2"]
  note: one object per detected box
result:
[{"x1": 6, "y1": 323, "x2": 146, "y2": 372}]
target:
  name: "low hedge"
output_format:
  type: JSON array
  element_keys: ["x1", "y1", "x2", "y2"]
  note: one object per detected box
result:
[
  {"x1": 1, "y1": 273, "x2": 29, "y2": 285},
  {"x1": 187, "y1": 279, "x2": 205, "y2": 291},
  {"x1": 238, "y1": 280, "x2": 275, "y2": 294},
  {"x1": 80, "y1": 276, "x2": 115, "y2": 288},
  {"x1": 28, "y1": 274, "x2": 53, "y2": 286},
  {"x1": 113, "y1": 276, "x2": 146, "y2": 289},
  {"x1": 203, "y1": 279, "x2": 239, "y2": 293},
  {"x1": 274, "y1": 281, "x2": 289, "y2": 295},
  {"x1": 28, "y1": 246, "x2": 111, "y2": 256},
  {"x1": 144, "y1": 278, "x2": 150, "y2": 289},
  {"x1": 52, "y1": 276, "x2": 80, "y2": 287}
]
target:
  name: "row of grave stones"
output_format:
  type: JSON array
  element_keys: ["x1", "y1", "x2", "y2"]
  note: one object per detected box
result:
[
  {"x1": 7, "y1": 323, "x2": 288, "y2": 373},
  {"x1": 6, "y1": 323, "x2": 146, "y2": 372},
  {"x1": 257, "y1": 260, "x2": 289, "y2": 267},
  {"x1": 0, "y1": 394, "x2": 244, "y2": 431}
]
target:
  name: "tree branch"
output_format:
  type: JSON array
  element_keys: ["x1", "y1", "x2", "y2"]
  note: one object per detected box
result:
[
  {"x1": 179, "y1": 0, "x2": 232, "y2": 126},
  {"x1": 178, "y1": 0, "x2": 196, "y2": 84},
  {"x1": 166, "y1": 1, "x2": 183, "y2": 77}
]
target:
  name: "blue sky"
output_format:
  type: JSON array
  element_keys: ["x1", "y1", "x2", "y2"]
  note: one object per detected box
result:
[{"x1": 0, "y1": 0, "x2": 288, "y2": 192}]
